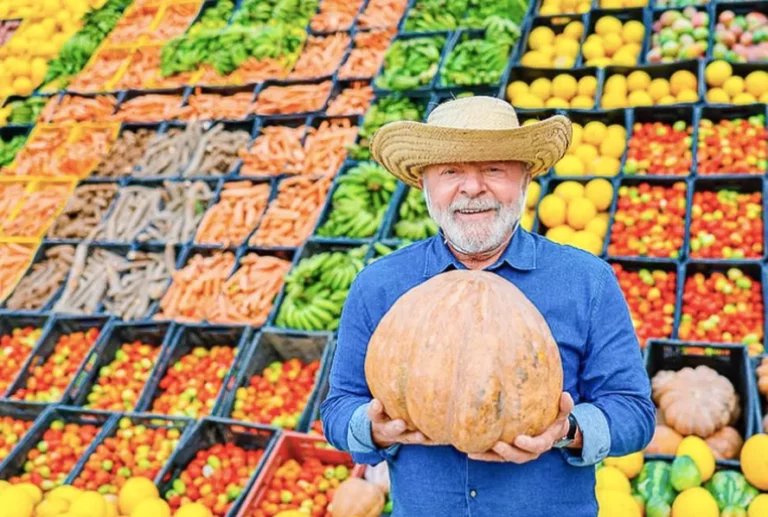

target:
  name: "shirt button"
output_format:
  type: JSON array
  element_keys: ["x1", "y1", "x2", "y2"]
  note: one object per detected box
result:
[{"x1": 470, "y1": 490, "x2": 477, "y2": 498}]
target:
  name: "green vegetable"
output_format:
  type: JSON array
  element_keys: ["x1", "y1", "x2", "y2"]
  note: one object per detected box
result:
[
  {"x1": 232, "y1": 0, "x2": 319, "y2": 28},
  {"x1": 462, "y1": 0, "x2": 529, "y2": 27},
  {"x1": 670, "y1": 456, "x2": 702, "y2": 492},
  {"x1": 394, "y1": 188, "x2": 438, "y2": 240},
  {"x1": 348, "y1": 96, "x2": 427, "y2": 160},
  {"x1": 635, "y1": 461, "x2": 676, "y2": 505},
  {"x1": 645, "y1": 497, "x2": 672, "y2": 517},
  {"x1": 705, "y1": 471, "x2": 759, "y2": 511},
  {"x1": 188, "y1": 0, "x2": 235, "y2": 35},
  {"x1": 374, "y1": 36, "x2": 445, "y2": 91},
  {"x1": 0, "y1": 135, "x2": 28, "y2": 167},
  {"x1": 404, "y1": 0, "x2": 469, "y2": 32},
  {"x1": 369, "y1": 241, "x2": 412, "y2": 264}
]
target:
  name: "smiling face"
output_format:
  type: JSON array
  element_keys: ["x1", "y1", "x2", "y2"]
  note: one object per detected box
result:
[{"x1": 421, "y1": 160, "x2": 530, "y2": 255}]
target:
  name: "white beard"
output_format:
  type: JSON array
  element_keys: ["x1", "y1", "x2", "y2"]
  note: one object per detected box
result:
[{"x1": 423, "y1": 181, "x2": 526, "y2": 255}]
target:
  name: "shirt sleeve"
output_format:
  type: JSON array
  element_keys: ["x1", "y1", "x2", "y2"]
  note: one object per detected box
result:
[
  {"x1": 320, "y1": 275, "x2": 399, "y2": 465},
  {"x1": 570, "y1": 264, "x2": 656, "y2": 463}
]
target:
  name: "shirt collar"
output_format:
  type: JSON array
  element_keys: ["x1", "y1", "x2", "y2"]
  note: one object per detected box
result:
[{"x1": 423, "y1": 226, "x2": 538, "y2": 278}]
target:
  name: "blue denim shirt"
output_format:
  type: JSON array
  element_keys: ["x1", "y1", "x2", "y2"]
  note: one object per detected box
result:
[{"x1": 320, "y1": 227, "x2": 656, "y2": 517}]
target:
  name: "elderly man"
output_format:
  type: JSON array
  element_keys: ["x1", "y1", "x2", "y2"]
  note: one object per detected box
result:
[{"x1": 320, "y1": 96, "x2": 655, "y2": 516}]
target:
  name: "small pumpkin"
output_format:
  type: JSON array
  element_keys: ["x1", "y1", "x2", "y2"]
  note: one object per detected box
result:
[
  {"x1": 364, "y1": 270, "x2": 563, "y2": 454},
  {"x1": 329, "y1": 477, "x2": 385, "y2": 517},
  {"x1": 705, "y1": 426, "x2": 743, "y2": 460},
  {"x1": 652, "y1": 366, "x2": 740, "y2": 439},
  {"x1": 646, "y1": 425, "x2": 683, "y2": 456},
  {"x1": 740, "y1": 435, "x2": 768, "y2": 491}
]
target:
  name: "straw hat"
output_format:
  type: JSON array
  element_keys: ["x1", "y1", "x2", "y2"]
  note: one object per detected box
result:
[{"x1": 369, "y1": 96, "x2": 572, "y2": 190}]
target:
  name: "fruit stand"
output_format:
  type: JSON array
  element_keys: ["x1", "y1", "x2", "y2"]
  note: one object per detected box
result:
[{"x1": 0, "y1": 0, "x2": 767, "y2": 515}]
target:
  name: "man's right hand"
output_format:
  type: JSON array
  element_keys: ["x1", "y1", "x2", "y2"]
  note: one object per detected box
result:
[{"x1": 368, "y1": 399, "x2": 433, "y2": 448}]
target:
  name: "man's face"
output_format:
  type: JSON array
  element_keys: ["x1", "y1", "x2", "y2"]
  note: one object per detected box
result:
[{"x1": 420, "y1": 160, "x2": 529, "y2": 254}]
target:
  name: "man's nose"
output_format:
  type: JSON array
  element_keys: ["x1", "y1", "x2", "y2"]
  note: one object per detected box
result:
[{"x1": 459, "y1": 171, "x2": 486, "y2": 196}]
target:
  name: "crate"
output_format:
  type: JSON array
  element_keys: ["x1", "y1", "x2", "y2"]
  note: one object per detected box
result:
[
  {"x1": 518, "y1": 13, "x2": 588, "y2": 68},
  {"x1": 372, "y1": 32, "x2": 452, "y2": 94},
  {"x1": 219, "y1": 328, "x2": 334, "y2": 432},
  {"x1": 0, "y1": 126, "x2": 31, "y2": 169},
  {"x1": 0, "y1": 179, "x2": 78, "y2": 241},
  {"x1": 0, "y1": 402, "x2": 49, "y2": 467},
  {"x1": 235, "y1": 431, "x2": 358, "y2": 517},
  {"x1": 157, "y1": 417, "x2": 279, "y2": 517},
  {"x1": 754, "y1": 354, "x2": 766, "y2": 434},
  {"x1": 4, "y1": 315, "x2": 112, "y2": 406},
  {"x1": 179, "y1": 119, "x2": 258, "y2": 179},
  {"x1": 586, "y1": 8, "x2": 650, "y2": 65},
  {"x1": 0, "y1": 314, "x2": 51, "y2": 396},
  {"x1": 137, "y1": 323, "x2": 253, "y2": 417},
  {"x1": 252, "y1": 77, "x2": 335, "y2": 118},
  {"x1": 113, "y1": 88, "x2": 189, "y2": 124},
  {"x1": 179, "y1": 85, "x2": 260, "y2": 123},
  {"x1": 401, "y1": 0, "x2": 470, "y2": 35},
  {"x1": 624, "y1": 106, "x2": 696, "y2": 177},
  {"x1": 435, "y1": 29, "x2": 519, "y2": 91},
  {"x1": 380, "y1": 183, "x2": 438, "y2": 242},
  {"x1": 600, "y1": 60, "x2": 703, "y2": 108},
  {"x1": 66, "y1": 321, "x2": 178, "y2": 410},
  {"x1": 0, "y1": 243, "x2": 76, "y2": 313},
  {"x1": 504, "y1": 66, "x2": 601, "y2": 110},
  {"x1": 645, "y1": 339, "x2": 757, "y2": 467},
  {"x1": 709, "y1": 2, "x2": 768, "y2": 61},
  {"x1": 695, "y1": 104, "x2": 768, "y2": 176}
]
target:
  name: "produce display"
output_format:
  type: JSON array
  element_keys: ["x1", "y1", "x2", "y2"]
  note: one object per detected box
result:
[{"x1": 0, "y1": 0, "x2": 767, "y2": 515}]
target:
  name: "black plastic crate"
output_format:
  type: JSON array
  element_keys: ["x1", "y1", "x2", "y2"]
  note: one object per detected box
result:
[
  {"x1": 435, "y1": 29, "x2": 519, "y2": 90},
  {"x1": 695, "y1": 104, "x2": 768, "y2": 176},
  {"x1": 645, "y1": 339, "x2": 757, "y2": 467},
  {"x1": 372, "y1": 32, "x2": 451, "y2": 94},
  {"x1": 381, "y1": 184, "x2": 438, "y2": 241},
  {"x1": 600, "y1": 60, "x2": 702, "y2": 108},
  {"x1": 504, "y1": 66, "x2": 601, "y2": 110},
  {"x1": 519, "y1": 14, "x2": 588, "y2": 68},
  {"x1": 755, "y1": 354, "x2": 767, "y2": 433},
  {"x1": 0, "y1": 402, "x2": 48, "y2": 467},
  {"x1": 709, "y1": 2, "x2": 768, "y2": 62},
  {"x1": 624, "y1": 106, "x2": 696, "y2": 177},
  {"x1": 1, "y1": 243, "x2": 77, "y2": 313},
  {"x1": 219, "y1": 328, "x2": 334, "y2": 433}
]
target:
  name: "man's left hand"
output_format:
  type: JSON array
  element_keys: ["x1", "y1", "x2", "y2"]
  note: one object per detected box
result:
[{"x1": 468, "y1": 392, "x2": 575, "y2": 463}]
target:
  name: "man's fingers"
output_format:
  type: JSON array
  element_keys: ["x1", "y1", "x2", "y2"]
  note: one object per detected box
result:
[
  {"x1": 559, "y1": 392, "x2": 574, "y2": 416},
  {"x1": 395, "y1": 431, "x2": 431, "y2": 445},
  {"x1": 514, "y1": 433, "x2": 557, "y2": 455},
  {"x1": 376, "y1": 418, "x2": 407, "y2": 437},
  {"x1": 492, "y1": 441, "x2": 539, "y2": 463},
  {"x1": 368, "y1": 399, "x2": 389, "y2": 424},
  {"x1": 468, "y1": 452, "x2": 506, "y2": 462}
]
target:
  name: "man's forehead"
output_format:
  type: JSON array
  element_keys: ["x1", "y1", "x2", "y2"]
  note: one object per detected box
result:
[{"x1": 427, "y1": 160, "x2": 523, "y2": 169}]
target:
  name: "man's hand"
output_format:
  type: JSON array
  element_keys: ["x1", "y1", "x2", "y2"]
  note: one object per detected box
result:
[
  {"x1": 368, "y1": 399, "x2": 433, "y2": 448},
  {"x1": 468, "y1": 392, "x2": 576, "y2": 463}
]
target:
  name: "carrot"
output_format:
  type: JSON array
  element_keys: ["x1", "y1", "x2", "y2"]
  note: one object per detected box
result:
[
  {"x1": 155, "y1": 250, "x2": 236, "y2": 322},
  {"x1": 0, "y1": 243, "x2": 35, "y2": 302},
  {"x1": 237, "y1": 57, "x2": 292, "y2": 84},
  {"x1": 357, "y1": 0, "x2": 409, "y2": 29},
  {"x1": 0, "y1": 183, "x2": 26, "y2": 220},
  {"x1": 144, "y1": 3, "x2": 201, "y2": 43},
  {"x1": 288, "y1": 32, "x2": 352, "y2": 80},
  {"x1": 207, "y1": 252, "x2": 292, "y2": 326},
  {"x1": 9, "y1": 126, "x2": 71, "y2": 177},
  {"x1": 338, "y1": 28, "x2": 396, "y2": 79},
  {"x1": 118, "y1": 45, "x2": 198, "y2": 90},
  {"x1": 310, "y1": 0, "x2": 364, "y2": 32},
  {"x1": 251, "y1": 81, "x2": 333, "y2": 116},
  {"x1": 107, "y1": 4, "x2": 161, "y2": 44},
  {"x1": 238, "y1": 125, "x2": 306, "y2": 177},
  {"x1": 326, "y1": 81, "x2": 374, "y2": 115},
  {"x1": 112, "y1": 94, "x2": 187, "y2": 122},
  {"x1": 69, "y1": 48, "x2": 133, "y2": 93},
  {"x1": 180, "y1": 88, "x2": 254, "y2": 121},
  {"x1": 193, "y1": 181, "x2": 271, "y2": 247},
  {"x1": 48, "y1": 95, "x2": 117, "y2": 123},
  {"x1": 1, "y1": 184, "x2": 71, "y2": 238},
  {"x1": 49, "y1": 125, "x2": 119, "y2": 178},
  {"x1": 302, "y1": 118, "x2": 359, "y2": 178},
  {"x1": 249, "y1": 175, "x2": 332, "y2": 247}
]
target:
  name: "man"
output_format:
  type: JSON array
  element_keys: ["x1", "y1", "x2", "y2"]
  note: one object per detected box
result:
[{"x1": 320, "y1": 96, "x2": 655, "y2": 516}]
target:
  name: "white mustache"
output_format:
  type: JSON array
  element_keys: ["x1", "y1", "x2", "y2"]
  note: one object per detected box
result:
[{"x1": 450, "y1": 198, "x2": 501, "y2": 211}]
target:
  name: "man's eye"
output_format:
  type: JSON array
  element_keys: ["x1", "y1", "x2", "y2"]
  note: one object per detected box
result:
[{"x1": 442, "y1": 169, "x2": 455, "y2": 175}]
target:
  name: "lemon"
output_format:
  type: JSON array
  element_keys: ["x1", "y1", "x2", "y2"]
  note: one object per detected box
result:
[
  {"x1": 567, "y1": 198, "x2": 597, "y2": 230},
  {"x1": 574, "y1": 143, "x2": 599, "y2": 167},
  {"x1": 506, "y1": 81, "x2": 529, "y2": 102},
  {"x1": 551, "y1": 74, "x2": 578, "y2": 101},
  {"x1": 585, "y1": 217, "x2": 608, "y2": 238},
  {"x1": 571, "y1": 123, "x2": 583, "y2": 147},
  {"x1": 35, "y1": 497, "x2": 71, "y2": 517},
  {"x1": 546, "y1": 224, "x2": 575, "y2": 244},
  {"x1": 175, "y1": 503, "x2": 214, "y2": 517},
  {"x1": 539, "y1": 4, "x2": 559, "y2": 15},
  {"x1": 597, "y1": 490, "x2": 641, "y2": 517},
  {"x1": 604, "y1": 74, "x2": 627, "y2": 95},
  {"x1": 539, "y1": 43, "x2": 557, "y2": 60},
  {"x1": 595, "y1": 16, "x2": 622, "y2": 36},
  {"x1": 599, "y1": 135, "x2": 625, "y2": 160},
  {"x1": 555, "y1": 38, "x2": 580, "y2": 59},
  {"x1": 761, "y1": 92, "x2": 768, "y2": 104},
  {"x1": 538, "y1": 194, "x2": 567, "y2": 228},
  {"x1": 622, "y1": 20, "x2": 645, "y2": 44},
  {"x1": 604, "y1": 452, "x2": 644, "y2": 479},
  {"x1": 582, "y1": 40, "x2": 605, "y2": 60},
  {"x1": 601, "y1": 0, "x2": 623, "y2": 7},
  {"x1": 627, "y1": 70, "x2": 651, "y2": 92},
  {"x1": 529, "y1": 26, "x2": 556, "y2": 50},
  {"x1": 749, "y1": 494, "x2": 768, "y2": 517},
  {"x1": 564, "y1": 21, "x2": 584, "y2": 39},
  {"x1": 570, "y1": 95, "x2": 594, "y2": 109},
  {"x1": 601, "y1": 33, "x2": 622, "y2": 57},
  {"x1": 596, "y1": 465, "x2": 631, "y2": 493},
  {"x1": 30, "y1": 58, "x2": 48, "y2": 86},
  {"x1": 12, "y1": 77, "x2": 33, "y2": 97},
  {"x1": 546, "y1": 97, "x2": 570, "y2": 108},
  {"x1": 705, "y1": 60, "x2": 732, "y2": 87},
  {"x1": 612, "y1": 49, "x2": 638, "y2": 66},
  {"x1": 0, "y1": 486, "x2": 35, "y2": 517},
  {"x1": 623, "y1": 42, "x2": 642, "y2": 57},
  {"x1": 733, "y1": 92, "x2": 757, "y2": 105},
  {"x1": 130, "y1": 499, "x2": 170, "y2": 517},
  {"x1": 648, "y1": 78, "x2": 671, "y2": 101},
  {"x1": 577, "y1": 76, "x2": 597, "y2": 97},
  {"x1": 70, "y1": 491, "x2": 107, "y2": 517},
  {"x1": 118, "y1": 477, "x2": 159, "y2": 516},
  {"x1": 106, "y1": 500, "x2": 118, "y2": 517},
  {"x1": 6, "y1": 57, "x2": 28, "y2": 78},
  {"x1": 628, "y1": 90, "x2": 653, "y2": 107},
  {"x1": 553, "y1": 55, "x2": 575, "y2": 68},
  {"x1": 745, "y1": 70, "x2": 768, "y2": 98},
  {"x1": 586, "y1": 57, "x2": 613, "y2": 68},
  {"x1": 672, "y1": 487, "x2": 719, "y2": 517},
  {"x1": 606, "y1": 124, "x2": 626, "y2": 141},
  {"x1": 657, "y1": 95, "x2": 677, "y2": 105},
  {"x1": 583, "y1": 121, "x2": 607, "y2": 146},
  {"x1": 723, "y1": 76, "x2": 744, "y2": 97},
  {"x1": 554, "y1": 181, "x2": 585, "y2": 201},
  {"x1": 529, "y1": 77, "x2": 552, "y2": 100},
  {"x1": 526, "y1": 182, "x2": 541, "y2": 209},
  {"x1": 43, "y1": 0, "x2": 60, "y2": 13},
  {"x1": 584, "y1": 178, "x2": 614, "y2": 210},
  {"x1": 514, "y1": 93, "x2": 545, "y2": 109},
  {"x1": 706, "y1": 87, "x2": 730, "y2": 104},
  {"x1": 554, "y1": 155, "x2": 585, "y2": 176},
  {"x1": 15, "y1": 484, "x2": 41, "y2": 505},
  {"x1": 569, "y1": 230, "x2": 603, "y2": 255},
  {"x1": 676, "y1": 436, "x2": 715, "y2": 482},
  {"x1": 601, "y1": 92, "x2": 626, "y2": 109},
  {"x1": 521, "y1": 211, "x2": 535, "y2": 231},
  {"x1": 49, "y1": 486, "x2": 82, "y2": 504},
  {"x1": 676, "y1": 89, "x2": 699, "y2": 103},
  {"x1": 0, "y1": 481, "x2": 9, "y2": 495},
  {"x1": 591, "y1": 156, "x2": 620, "y2": 176}
]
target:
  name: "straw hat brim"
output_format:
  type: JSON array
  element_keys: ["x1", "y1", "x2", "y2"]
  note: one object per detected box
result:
[{"x1": 370, "y1": 114, "x2": 572, "y2": 190}]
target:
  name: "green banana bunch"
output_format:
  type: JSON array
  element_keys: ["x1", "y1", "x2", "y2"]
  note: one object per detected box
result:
[
  {"x1": 483, "y1": 16, "x2": 522, "y2": 46},
  {"x1": 462, "y1": 0, "x2": 530, "y2": 27},
  {"x1": 188, "y1": 0, "x2": 235, "y2": 35},
  {"x1": 233, "y1": 0, "x2": 318, "y2": 28},
  {"x1": 404, "y1": 0, "x2": 469, "y2": 32},
  {"x1": 317, "y1": 163, "x2": 398, "y2": 239},
  {"x1": 374, "y1": 36, "x2": 446, "y2": 91},
  {"x1": 367, "y1": 241, "x2": 413, "y2": 264},
  {"x1": 394, "y1": 188, "x2": 439, "y2": 240},
  {"x1": 348, "y1": 97, "x2": 427, "y2": 160},
  {"x1": 275, "y1": 246, "x2": 368, "y2": 331},
  {"x1": 440, "y1": 38, "x2": 510, "y2": 86},
  {"x1": 0, "y1": 135, "x2": 26, "y2": 167},
  {"x1": 6, "y1": 97, "x2": 47, "y2": 125},
  {"x1": 161, "y1": 29, "x2": 221, "y2": 77}
]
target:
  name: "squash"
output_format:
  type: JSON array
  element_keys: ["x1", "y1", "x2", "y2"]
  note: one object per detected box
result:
[
  {"x1": 671, "y1": 456, "x2": 702, "y2": 492},
  {"x1": 676, "y1": 436, "x2": 715, "y2": 482},
  {"x1": 364, "y1": 269, "x2": 563, "y2": 454},
  {"x1": 705, "y1": 426, "x2": 743, "y2": 460},
  {"x1": 740, "y1": 434, "x2": 768, "y2": 491},
  {"x1": 652, "y1": 366, "x2": 740, "y2": 439},
  {"x1": 329, "y1": 478, "x2": 385, "y2": 517},
  {"x1": 705, "y1": 471, "x2": 758, "y2": 511},
  {"x1": 671, "y1": 487, "x2": 719, "y2": 517},
  {"x1": 647, "y1": 425, "x2": 684, "y2": 456},
  {"x1": 636, "y1": 461, "x2": 676, "y2": 505}
]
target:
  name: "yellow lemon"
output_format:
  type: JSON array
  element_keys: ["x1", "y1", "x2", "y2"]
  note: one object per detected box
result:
[
  {"x1": 585, "y1": 56, "x2": 611, "y2": 68},
  {"x1": 602, "y1": 33, "x2": 624, "y2": 56},
  {"x1": 506, "y1": 80, "x2": 529, "y2": 102},
  {"x1": 520, "y1": 51, "x2": 546, "y2": 67},
  {"x1": 568, "y1": 230, "x2": 603, "y2": 255},
  {"x1": 583, "y1": 121, "x2": 607, "y2": 145},
  {"x1": 582, "y1": 40, "x2": 605, "y2": 60},
  {"x1": 597, "y1": 490, "x2": 641, "y2": 517},
  {"x1": 749, "y1": 494, "x2": 768, "y2": 517},
  {"x1": 574, "y1": 143, "x2": 599, "y2": 167},
  {"x1": 585, "y1": 217, "x2": 608, "y2": 238},
  {"x1": 591, "y1": 156, "x2": 621, "y2": 176},
  {"x1": 600, "y1": 135, "x2": 626, "y2": 159},
  {"x1": 555, "y1": 38, "x2": 580, "y2": 59},
  {"x1": 538, "y1": 194, "x2": 568, "y2": 228},
  {"x1": 676, "y1": 436, "x2": 715, "y2": 482},
  {"x1": 612, "y1": 49, "x2": 638, "y2": 66},
  {"x1": 552, "y1": 74, "x2": 578, "y2": 100},
  {"x1": 513, "y1": 93, "x2": 545, "y2": 109},
  {"x1": 564, "y1": 21, "x2": 584, "y2": 39},
  {"x1": 546, "y1": 97, "x2": 570, "y2": 108},
  {"x1": 723, "y1": 75, "x2": 745, "y2": 97},
  {"x1": 658, "y1": 95, "x2": 677, "y2": 105},
  {"x1": 745, "y1": 70, "x2": 768, "y2": 98},
  {"x1": 539, "y1": 4, "x2": 560, "y2": 15},
  {"x1": 554, "y1": 155, "x2": 586, "y2": 176},
  {"x1": 577, "y1": 75, "x2": 597, "y2": 97},
  {"x1": 6, "y1": 57, "x2": 29, "y2": 78},
  {"x1": 539, "y1": 43, "x2": 557, "y2": 60},
  {"x1": 0, "y1": 486, "x2": 35, "y2": 517},
  {"x1": 761, "y1": 92, "x2": 768, "y2": 104},
  {"x1": 595, "y1": 16, "x2": 623, "y2": 36},
  {"x1": 604, "y1": 452, "x2": 644, "y2": 480},
  {"x1": 601, "y1": 92, "x2": 626, "y2": 109},
  {"x1": 648, "y1": 78, "x2": 671, "y2": 101},
  {"x1": 705, "y1": 60, "x2": 732, "y2": 87},
  {"x1": 70, "y1": 491, "x2": 107, "y2": 517},
  {"x1": 577, "y1": 3, "x2": 590, "y2": 14},
  {"x1": 601, "y1": 0, "x2": 623, "y2": 7},
  {"x1": 627, "y1": 70, "x2": 651, "y2": 92},
  {"x1": 521, "y1": 211, "x2": 535, "y2": 231},
  {"x1": 733, "y1": 92, "x2": 757, "y2": 105},
  {"x1": 672, "y1": 487, "x2": 719, "y2": 517},
  {"x1": 529, "y1": 77, "x2": 552, "y2": 100},
  {"x1": 676, "y1": 89, "x2": 699, "y2": 103},
  {"x1": 30, "y1": 58, "x2": 48, "y2": 86},
  {"x1": 553, "y1": 55, "x2": 576, "y2": 68},
  {"x1": 174, "y1": 503, "x2": 214, "y2": 517},
  {"x1": 584, "y1": 178, "x2": 614, "y2": 211},
  {"x1": 571, "y1": 123, "x2": 583, "y2": 147},
  {"x1": 554, "y1": 180, "x2": 585, "y2": 201},
  {"x1": 15, "y1": 484, "x2": 41, "y2": 505},
  {"x1": 567, "y1": 197, "x2": 598, "y2": 230},
  {"x1": 11, "y1": 77, "x2": 33, "y2": 97},
  {"x1": 546, "y1": 224, "x2": 575, "y2": 244},
  {"x1": 526, "y1": 182, "x2": 541, "y2": 209},
  {"x1": 529, "y1": 26, "x2": 556, "y2": 50},
  {"x1": 628, "y1": 90, "x2": 653, "y2": 107},
  {"x1": 0, "y1": 481, "x2": 9, "y2": 495},
  {"x1": 596, "y1": 466, "x2": 631, "y2": 493},
  {"x1": 622, "y1": 20, "x2": 645, "y2": 44},
  {"x1": 671, "y1": 71, "x2": 699, "y2": 94},
  {"x1": 706, "y1": 87, "x2": 730, "y2": 104},
  {"x1": 35, "y1": 497, "x2": 71, "y2": 517},
  {"x1": 49, "y1": 486, "x2": 81, "y2": 504},
  {"x1": 604, "y1": 74, "x2": 627, "y2": 95},
  {"x1": 570, "y1": 95, "x2": 595, "y2": 108},
  {"x1": 118, "y1": 477, "x2": 159, "y2": 516},
  {"x1": 130, "y1": 499, "x2": 170, "y2": 517},
  {"x1": 606, "y1": 124, "x2": 626, "y2": 141}
]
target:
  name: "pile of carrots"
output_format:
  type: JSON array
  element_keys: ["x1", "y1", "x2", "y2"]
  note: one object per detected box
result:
[
  {"x1": 338, "y1": 28, "x2": 396, "y2": 79},
  {"x1": 144, "y1": 2, "x2": 201, "y2": 44},
  {"x1": 310, "y1": 0, "x2": 364, "y2": 32},
  {"x1": 113, "y1": 93, "x2": 186, "y2": 122},
  {"x1": 238, "y1": 125, "x2": 306, "y2": 177},
  {"x1": 69, "y1": 48, "x2": 133, "y2": 93},
  {"x1": 0, "y1": 183, "x2": 27, "y2": 221},
  {"x1": 45, "y1": 95, "x2": 117, "y2": 124},
  {"x1": 289, "y1": 33, "x2": 352, "y2": 81},
  {"x1": 302, "y1": 118, "x2": 359, "y2": 177},
  {"x1": 7, "y1": 125, "x2": 72, "y2": 177},
  {"x1": 1, "y1": 183, "x2": 72, "y2": 238},
  {"x1": 117, "y1": 45, "x2": 198, "y2": 90},
  {"x1": 180, "y1": 89, "x2": 254, "y2": 121},
  {"x1": 357, "y1": 0, "x2": 410, "y2": 29},
  {"x1": 0, "y1": 243, "x2": 35, "y2": 302},
  {"x1": 236, "y1": 58, "x2": 292, "y2": 85},
  {"x1": 251, "y1": 81, "x2": 333, "y2": 116},
  {"x1": 327, "y1": 81, "x2": 374, "y2": 115},
  {"x1": 50, "y1": 125, "x2": 118, "y2": 178},
  {"x1": 107, "y1": 4, "x2": 161, "y2": 44},
  {"x1": 194, "y1": 181, "x2": 271, "y2": 247}
]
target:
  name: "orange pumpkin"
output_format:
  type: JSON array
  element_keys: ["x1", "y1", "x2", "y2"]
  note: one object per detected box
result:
[
  {"x1": 364, "y1": 269, "x2": 563, "y2": 454},
  {"x1": 705, "y1": 426, "x2": 743, "y2": 460},
  {"x1": 329, "y1": 478, "x2": 385, "y2": 517},
  {"x1": 646, "y1": 424, "x2": 683, "y2": 455}
]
